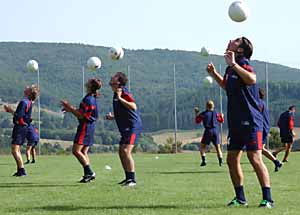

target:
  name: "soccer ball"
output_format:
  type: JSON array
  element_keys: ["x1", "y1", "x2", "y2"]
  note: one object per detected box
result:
[
  {"x1": 26, "y1": 60, "x2": 39, "y2": 72},
  {"x1": 203, "y1": 76, "x2": 213, "y2": 85},
  {"x1": 200, "y1": 47, "x2": 210, "y2": 57},
  {"x1": 228, "y1": 1, "x2": 249, "y2": 22},
  {"x1": 108, "y1": 46, "x2": 124, "y2": 60},
  {"x1": 87, "y1": 57, "x2": 101, "y2": 71}
]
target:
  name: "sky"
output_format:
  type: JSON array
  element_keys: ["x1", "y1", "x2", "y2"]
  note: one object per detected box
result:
[{"x1": 1, "y1": 0, "x2": 300, "y2": 68}]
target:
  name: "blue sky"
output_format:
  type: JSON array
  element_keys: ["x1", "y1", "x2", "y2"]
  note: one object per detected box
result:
[{"x1": 1, "y1": 0, "x2": 300, "y2": 68}]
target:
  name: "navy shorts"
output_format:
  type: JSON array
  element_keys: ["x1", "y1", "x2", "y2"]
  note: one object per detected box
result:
[
  {"x1": 201, "y1": 128, "x2": 220, "y2": 145},
  {"x1": 26, "y1": 125, "x2": 39, "y2": 146},
  {"x1": 119, "y1": 131, "x2": 141, "y2": 145},
  {"x1": 11, "y1": 125, "x2": 28, "y2": 145},
  {"x1": 227, "y1": 127, "x2": 263, "y2": 151},
  {"x1": 74, "y1": 122, "x2": 96, "y2": 146},
  {"x1": 281, "y1": 135, "x2": 293, "y2": 144}
]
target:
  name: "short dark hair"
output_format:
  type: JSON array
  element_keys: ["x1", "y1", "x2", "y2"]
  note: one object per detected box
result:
[
  {"x1": 114, "y1": 72, "x2": 128, "y2": 86},
  {"x1": 89, "y1": 78, "x2": 102, "y2": 93},
  {"x1": 289, "y1": 105, "x2": 295, "y2": 111},
  {"x1": 239, "y1": 37, "x2": 253, "y2": 59},
  {"x1": 259, "y1": 88, "x2": 265, "y2": 99}
]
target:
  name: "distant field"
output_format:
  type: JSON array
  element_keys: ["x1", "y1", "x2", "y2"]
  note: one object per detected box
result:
[
  {"x1": 1, "y1": 152, "x2": 299, "y2": 215},
  {"x1": 150, "y1": 129, "x2": 228, "y2": 145}
]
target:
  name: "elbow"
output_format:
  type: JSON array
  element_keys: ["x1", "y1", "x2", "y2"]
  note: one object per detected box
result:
[{"x1": 131, "y1": 104, "x2": 137, "y2": 111}]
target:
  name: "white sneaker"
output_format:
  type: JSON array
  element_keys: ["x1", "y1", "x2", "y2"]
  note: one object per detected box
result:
[{"x1": 123, "y1": 179, "x2": 136, "y2": 187}]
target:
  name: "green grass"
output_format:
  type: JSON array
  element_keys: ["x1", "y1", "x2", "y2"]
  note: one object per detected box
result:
[{"x1": 0, "y1": 152, "x2": 299, "y2": 215}]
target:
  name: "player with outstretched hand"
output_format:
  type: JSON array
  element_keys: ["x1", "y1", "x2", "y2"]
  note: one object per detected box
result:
[
  {"x1": 206, "y1": 37, "x2": 274, "y2": 208},
  {"x1": 194, "y1": 100, "x2": 224, "y2": 167},
  {"x1": 106, "y1": 72, "x2": 142, "y2": 187},
  {"x1": 61, "y1": 78, "x2": 102, "y2": 183},
  {"x1": 4, "y1": 85, "x2": 39, "y2": 177}
]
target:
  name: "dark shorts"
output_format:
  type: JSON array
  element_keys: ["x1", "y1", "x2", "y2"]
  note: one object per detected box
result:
[
  {"x1": 26, "y1": 125, "x2": 39, "y2": 146},
  {"x1": 201, "y1": 129, "x2": 220, "y2": 145},
  {"x1": 11, "y1": 125, "x2": 27, "y2": 145},
  {"x1": 227, "y1": 127, "x2": 263, "y2": 151},
  {"x1": 281, "y1": 136, "x2": 293, "y2": 144},
  {"x1": 74, "y1": 123, "x2": 96, "y2": 146},
  {"x1": 119, "y1": 131, "x2": 141, "y2": 145}
]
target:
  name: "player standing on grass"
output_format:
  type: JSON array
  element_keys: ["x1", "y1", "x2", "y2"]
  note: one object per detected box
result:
[
  {"x1": 258, "y1": 88, "x2": 282, "y2": 172},
  {"x1": 273, "y1": 105, "x2": 296, "y2": 163},
  {"x1": 194, "y1": 100, "x2": 224, "y2": 167},
  {"x1": 206, "y1": 37, "x2": 274, "y2": 208},
  {"x1": 61, "y1": 78, "x2": 102, "y2": 183},
  {"x1": 25, "y1": 125, "x2": 39, "y2": 164},
  {"x1": 106, "y1": 72, "x2": 142, "y2": 187},
  {"x1": 4, "y1": 85, "x2": 39, "y2": 177}
]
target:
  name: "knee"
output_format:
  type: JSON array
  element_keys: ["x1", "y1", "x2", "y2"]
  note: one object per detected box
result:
[{"x1": 72, "y1": 148, "x2": 79, "y2": 156}]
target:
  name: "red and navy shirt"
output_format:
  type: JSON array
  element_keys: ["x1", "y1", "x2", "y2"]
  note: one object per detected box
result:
[
  {"x1": 259, "y1": 99, "x2": 270, "y2": 138},
  {"x1": 113, "y1": 87, "x2": 142, "y2": 134},
  {"x1": 223, "y1": 57, "x2": 263, "y2": 131},
  {"x1": 277, "y1": 110, "x2": 294, "y2": 137},
  {"x1": 13, "y1": 98, "x2": 32, "y2": 126},
  {"x1": 195, "y1": 110, "x2": 224, "y2": 130},
  {"x1": 78, "y1": 94, "x2": 98, "y2": 123}
]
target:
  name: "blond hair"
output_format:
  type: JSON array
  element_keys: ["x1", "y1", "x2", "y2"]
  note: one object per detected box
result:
[
  {"x1": 28, "y1": 85, "x2": 40, "y2": 101},
  {"x1": 206, "y1": 100, "x2": 214, "y2": 111}
]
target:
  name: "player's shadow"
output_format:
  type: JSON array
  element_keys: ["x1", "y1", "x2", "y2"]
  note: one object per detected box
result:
[
  {"x1": 158, "y1": 170, "x2": 224, "y2": 174},
  {"x1": 0, "y1": 182, "x2": 79, "y2": 188},
  {"x1": 21, "y1": 204, "x2": 225, "y2": 212}
]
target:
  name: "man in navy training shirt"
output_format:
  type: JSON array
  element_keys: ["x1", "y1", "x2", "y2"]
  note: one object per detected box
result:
[
  {"x1": 194, "y1": 100, "x2": 224, "y2": 166},
  {"x1": 273, "y1": 105, "x2": 296, "y2": 163},
  {"x1": 4, "y1": 85, "x2": 39, "y2": 177},
  {"x1": 61, "y1": 78, "x2": 102, "y2": 183},
  {"x1": 106, "y1": 72, "x2": 142, "y2": 187},
  {"x1": 207, "y1": 37, "x2": 274, "y2": 208}
]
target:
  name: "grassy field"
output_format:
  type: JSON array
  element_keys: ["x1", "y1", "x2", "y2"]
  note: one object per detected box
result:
[{"x1": 0, "y1": 152, "x2": 299, "y2": 215}]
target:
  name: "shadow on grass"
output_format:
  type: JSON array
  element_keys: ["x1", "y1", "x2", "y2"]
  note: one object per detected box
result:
[
  {"x1": 0, "y1": 182, "x2": 79, "y2": 188},
  {"x1": 11, "y1": 204, "x2": 226, "y2": 212},
  {"x1": 158, "y1": 170, "x2": 224, "y2": 174}
]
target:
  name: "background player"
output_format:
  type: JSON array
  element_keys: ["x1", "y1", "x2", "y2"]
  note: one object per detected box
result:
[{"x1": 194, "y1": 100, "x2": 224, "y2": 166}]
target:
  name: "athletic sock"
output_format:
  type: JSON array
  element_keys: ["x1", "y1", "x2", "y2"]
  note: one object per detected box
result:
[
  {"x1": 234, "y1": 186, "x2": 246, "y2": 202},
  {"x1": 201, "y1": 156, "x2": 206, "y2": 163},
  {"x1": 83, "y1": 165, "x2": 93, "y2": 175},
  {"x1": 262, "y1": 187, "x2": 273, "y2": 202},
  {"x1": 273, "y1": 159, "x2": 280, "y2": 166},
  {"x1": 218, "y1": 157, "x2": 223, "y2": 164},
  {"x1": 127, "y1": 172, "x2": 135, "y2": 181}
]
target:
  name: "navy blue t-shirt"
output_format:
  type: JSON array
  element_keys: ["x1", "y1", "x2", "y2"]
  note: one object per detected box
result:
[
  {"x1": 13, "y1": 98, "x2": 32, "y2": 126},
  {"x1": 113, "y1": 87, "x2": 142, "y2": 134},
  {"x1": 78, "y1": 94, "x2": 99, "y2": 124},
  {"x1": 223, "y1": 57, "x2": 263, "y2": 132},
  {"x1": 259, "y1": 99, "x2": 270, "y2": 138},
  {"x1": 195, "y1": 110, "x2": 223, "y2": 130},
  {"x1": 278, "y1": 110, "x2": 294, "y2": 137}
]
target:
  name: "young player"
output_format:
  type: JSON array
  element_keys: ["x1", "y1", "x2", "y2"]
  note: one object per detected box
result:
[
  {"x1": 106, "y1": 72, "x2": 142, "y2": 187},
  {"x1": 258, "y1": 88, "x2": 282, "y2": 172},
  {"x1": 207, "y1": 37, "x2": 274, "y2": 208},
  {"x1": 273, "y1": 105, "x2": 296, "y2": 162},
  {"x1": 25, "y1": 125, "x2": 39, "y2": 164},
  {"x1": 4, "y1": 85, "x2": 39, "y2": 177},
  {"x1": 61, "y1": 78, "x2": 102, "y2": 183},
  {"x1": 194, "y1": 100, "x2": 224, "y2": 166}
]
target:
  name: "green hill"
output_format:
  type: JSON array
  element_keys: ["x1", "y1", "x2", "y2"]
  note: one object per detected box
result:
[{"x1": 0, "y1": 42, "x2": 299, "y2": 132}]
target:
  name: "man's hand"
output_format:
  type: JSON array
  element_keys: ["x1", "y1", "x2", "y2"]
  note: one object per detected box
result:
[
  {"x1": 4, "y1": 104, "x2": 14, "y2": 114},
  {"x1": 60, "y1": 100, "x2": 73, "y2": 113}
]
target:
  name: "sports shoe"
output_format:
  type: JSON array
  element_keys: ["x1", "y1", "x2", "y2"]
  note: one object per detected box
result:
[
  {"x1": 13, "y1": 171, "x2": 27, "y2": 177},
  {"x1": 219, "y1": 162, "x2": 223, "y2": 167},
  {"x1": 31, "y1": 160, "x2": 35, "y2": 164},
  {"x1": 258, "y1": 199, "x2": 274, "y2": 208},
  {"x1": 79, "y1": 172, "x2": 96, "y2": 183},
  {"x1": 200, "y1": 161, "x2": 207, "y2": 166},
  {"x1": 122, "y1": 179, "x2": 136, "y2": 187},
  {"x1": 274, "y1": 161, "x2": 282, "y2": 172},
  {"x1": 282, "y1": 159, "x2": 288, "y2": 163},
  {"x1": 118, "y1": 179, "x2": 127, "y2": 185},
  {"x1": 227, "y1": 197, "x2": 248, "y2": 207},
  {"x1": 25, "y1": 160, "x2": 30, "y2": 164}
]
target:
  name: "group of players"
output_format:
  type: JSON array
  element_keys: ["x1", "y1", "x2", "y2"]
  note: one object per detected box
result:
[
  {"x1": 194, "y1": 37, "x2": 296, "y2": 208},
  {"x1": 5, "y1": 72, "x2": 142, "y2": 187},
  {"x1": 4, "y1": 36, "x2": 296, "y2": 207}
]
